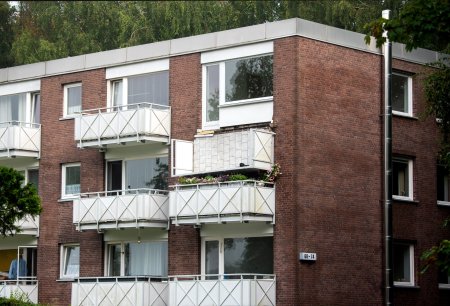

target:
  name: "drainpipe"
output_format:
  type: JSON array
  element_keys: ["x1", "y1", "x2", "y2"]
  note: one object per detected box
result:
[{"x1": 382, "y1": 9, "x2": 393, "y2": 306}]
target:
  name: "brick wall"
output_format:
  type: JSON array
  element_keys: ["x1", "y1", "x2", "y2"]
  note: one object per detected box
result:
[
  {"x1": 391, "y1": 59, "x2": 450, "y2": 306},
  {"x1": 274, "y1": 36, "x2": 385, "y2": 305},
  {"x1": 38, "y1": 69, "x2": 105, "y2": 305},
  {"x1": 168, "y1": 54, "x2": 201, "y2": 274}
]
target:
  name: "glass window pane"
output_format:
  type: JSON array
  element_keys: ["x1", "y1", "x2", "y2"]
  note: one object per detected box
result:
[
  {"x1": 107, "y1": 161, "x2": 122, "y2": 192},
  {"x1": 393, "y1": 244, "x2": 411, "y2": 283},
  {"x1": 206, "y1": 65, "x2": 219, "y2": 122},
  {"x1": 64, "y1": 245, "x2": 80, "y2": 277},
  {"x1": 224, "y1": 237, "x2": 273, "y2": 275},
  {"x1": 437, "y1": 165, "x2": 449, "y2": 201},
  {"x1": 0, "y1": 94, "x2": 26, "y2": 123},
  {"x1": 205, "y1": 240, "x2": 219, "y2": 275},
  {"x1": 128, "y1": 71, "x2": 169, "y2": 106},
  {"x1": 393, "y1": 160, "x2": 409, "y2": 197},
  {"x1": 392, "y1": 74, "x2": 408, "y2": 113},
  {"x1": 125, "y1": 157, "x2": 168, "y2": 190},
  {"x1": 125, "y1": 242, "x2": 168, "y2": 276},
  {"x1": 66, "y1": 166, "x2": 80, "y2": 195},
  {"x1": 108, "y1": 244, "x2": 121, "y2": 276},
  {"x1": 32, "y1": 94, "x2": 40, "y2": 124},
  {"x1": 27, "y1": 169, "x2": 39, "y2": 193},
  {"x1": 225, "y1": 55, "x2": 273, "y2": 102},
  {"x1": 67, "y1": 85, "x2": 82, "y2": 115},
  {"x1": 112, "y1": 80, "x2": 123, "y2": 108}
]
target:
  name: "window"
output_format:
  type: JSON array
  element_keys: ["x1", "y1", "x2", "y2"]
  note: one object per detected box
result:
[
  {"x1": 61, "y1": 244, "x2": 80, "y2": 279},
  {"x1": 202, "y1": 236, "x2": 273, "y2": 278},
  {"x1": 109, "y1": 71, "x2": 169, "y2": 109},
  {"x1": 106, "y1": 241, "x2": 168, "y2": 277},
  {"x1": 392, "y1": 72, "x2": 413, "y2": 116},
  {"x1": 393, "y1": 243, "x2": 414, "y2": 286},
  {"x1": 106, "y1": 157, "x2": 169, "y2": 192},
  {"x1": 62, "y1": 163, "x2": 80, "y2": 199},
  {"x1": 393, "y1": 158, "x2": 413, "y2": 200},
  {"x1": 0, "y1": 93, "x2": 26, "y2": 123},
  {"x1": 439, "y1": 270, "x2": 450, "y2": 288},
  {"x1": 64, "y1": 83, "x2": 82, "y2": 117},
  {"x1": 203, "y1": 54, "x2": 273, "y2": 128},
  {"x1": 437, "y1": 165, "x2": 449, "y2": 205}
]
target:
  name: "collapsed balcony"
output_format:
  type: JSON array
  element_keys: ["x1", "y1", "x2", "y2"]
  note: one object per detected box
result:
[
  {"x1": 73, "y1": 189, "x2": 169, "y2": 231},
  {"x1": 0, "y1": 122, "x2": 41, "y2": 159},
  {"x1": 74, "y1": 103, "x2": 170, "y2": 148}
]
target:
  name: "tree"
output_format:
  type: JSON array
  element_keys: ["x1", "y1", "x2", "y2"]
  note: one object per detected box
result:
[
  {"x1": 0, "y1": 1, "x2": 15, "y2": 67},
  {"x1": 365, "y1": 0, "x2": 450, "y2": 278},
  {"x1": 0, "y1": 166, "x2": 41, "y2": 237}
]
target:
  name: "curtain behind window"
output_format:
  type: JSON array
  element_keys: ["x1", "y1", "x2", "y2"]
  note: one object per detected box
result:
[
  {"x1": 126, "y1": 241, "x2": 168, "y2": 276},
  {"x1": 0, "y1": 94, "x2": 26, "y2": 123},
  {"x1": 128, "y1": 72, "x2": 169, "y2": 106}
]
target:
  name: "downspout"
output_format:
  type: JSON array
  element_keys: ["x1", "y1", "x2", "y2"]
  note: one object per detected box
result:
[{"x1": 382, "y1": 9, "x2": 393, "y2": 306}]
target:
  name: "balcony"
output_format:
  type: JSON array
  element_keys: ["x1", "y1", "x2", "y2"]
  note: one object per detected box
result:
[
  {"x1": 170, "y1": 181, "x2": 275, "y2": 225},
  {"x1": 0, "y1": 279, "x2": 38, "y2": 304},
  {"x1": 73, "y1": 189, "x2": 169, "y2": 231},
  {"x1": 169, "y1": 274, "x2": 276, "y2": 306},
  {"x1": 172, "y1": 129, "x2": 274, "y2": 176},
  {"x1": 15, "y1": 215, "x2": 39, "y2": 236},
  {"x1": 71, "y1": 277, "x2": 168, "y2": 306},
  {"x1": 0, "y1": 122, "x2": 41, "y2": 159},
  {"x1": 74, "y1": 103, "x2": 170, "y2": 149},
  {"x1": 71, "y1": 275, "x2": 275, "y2": 306}
]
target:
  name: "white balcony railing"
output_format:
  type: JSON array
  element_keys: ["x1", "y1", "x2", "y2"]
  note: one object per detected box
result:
[
  {"x1": 0, "y1": 122, "x2": 41, "y2": 159},
  {"x1": 169, "y1": 274, "x2": 276, "y2": 306},
  {"x1": 71, "y1": 277, "x2": 169, "y2": 306},
  {"x1": 0, "y1": 279, "x2": 38, "y2": 304},
  {"x1": 71, "y1": 274, "x2": 275, "y2": 306},
  {"x1": 74, "y1": 103, "x2": 171, "y2": 148},
  {"x1": 14, "y1": 215, "x2": 39, "y2": 236},
  {"x1": 73, "y1": 189, "x2": 169, "y2": 231},
  {"x1": 170, "y1": 181, "x2": 275, "y2": 225},
  {"x1": 172, "y1": 129, "x2": 274, "y2": 176}
]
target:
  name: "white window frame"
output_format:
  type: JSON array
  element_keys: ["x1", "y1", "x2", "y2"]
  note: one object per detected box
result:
[
  {"x1": 437, "y1": 165, "x2": 450, "y2": 206},
  {"x1": 0, "y1": 92, "x2": 39, "y2": 124},
  {"x1": 393, "y1": 243, "x2": 414, "y2": 287},
  {"x1": 60, "y1": 244, "x2": 80, "y2": 279},
  {"x1": 439, "y1": 273, "x2": 450, "y2": 289},
  {"x1": 63, "y1": 83, "x2": 82, "y2": 118},
  {"x1": 201, "y1": 55, "x2": 273, "y2": 130},
  {"x1": 393, "y1": 158, "x2": 414, "y2": 201},
  {"x1": 392, "y1": 72, "x2": 413, "y2": 117},
  {"x1": 104, "y1": 240, "x2": 168, "y2": 277},
  {"x1": 200, "y1": 234, "x2": 273, "y2": 276},
  {"x1": 61, "y1": 163, "x2": 81, "y2": 199}
]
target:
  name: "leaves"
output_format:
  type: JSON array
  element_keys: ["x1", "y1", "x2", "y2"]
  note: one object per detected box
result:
[{"x1": 0, "y1": 166, "x2": 42, "y2": 237}]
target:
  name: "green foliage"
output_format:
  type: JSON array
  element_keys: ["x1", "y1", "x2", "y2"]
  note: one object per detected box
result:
[
  {"x1": 421, "y1": 218, "x2": 450, "y2": 277},
  {"x1": 228, "y1": 174, "x2": 248, "y2": 181},
  {"x1": 0, "y1": 166, "x2": 42, "y2": 237},
  {"x1": 0, "y1": 290, "x2": 46, "y2": 305},
  {"x1": 423, "y1": 62, "x2": 450, "y2": 169},
  {"x1": 365, "y1": 0, "x2": 450, "y2": 52},
  {"x1": 0, "y1": 1, "x2": 15, "y2": 67}
]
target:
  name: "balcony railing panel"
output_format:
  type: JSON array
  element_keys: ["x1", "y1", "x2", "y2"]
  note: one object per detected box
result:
[
  {"x1": 14, "y1": 215, "x2": 39, "y2": 236},
  {"x1": 170, "y1": 181, "x2": 275, "y2": 225},
  {"x1": 71, "y1": 277, "x2": 168, "y2": 306},
  {"x1": 74, "y1": 103, "x2": 170, "y2": 148},
  {"x1": 169, "y1": 274, "x2": 276, "y2": 306},
  {"x1": 0, "y1": 122, "x2": 41, "y2": 158},
  {"x1": 73, "y1": 189, "x2": 169, "y2": 231},
  {"x1": 0, "y1": 279, "x2": 38, "y2": 304},
  {"x1": 71, "y1": 275, "x2": 275, "y2": 306}
]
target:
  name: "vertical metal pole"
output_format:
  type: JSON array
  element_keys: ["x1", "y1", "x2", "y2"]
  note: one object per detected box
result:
[{"x1": 382, "y1": 9, "x2": 393, "y2": 306}]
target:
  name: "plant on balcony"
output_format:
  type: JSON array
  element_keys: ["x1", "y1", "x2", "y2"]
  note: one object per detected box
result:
[
  {"x1": 176, "y1": 163, "x2": 281, "y2": 185},
  {"x1": 261, "y1": 163, "x2": 282, "y2": 182}
]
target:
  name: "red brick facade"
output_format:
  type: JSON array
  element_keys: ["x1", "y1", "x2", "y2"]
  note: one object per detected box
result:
[
  {"x1": 38, "y1": 69, "x2": 106, "y2": 304},
  {"x1": 1, "y1": 22, "x2": 449, "y2": 306}
]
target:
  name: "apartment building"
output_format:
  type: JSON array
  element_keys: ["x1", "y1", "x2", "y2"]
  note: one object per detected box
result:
[{"x1": 0, "y1": 18, "x2": 449, "y2": 306}]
